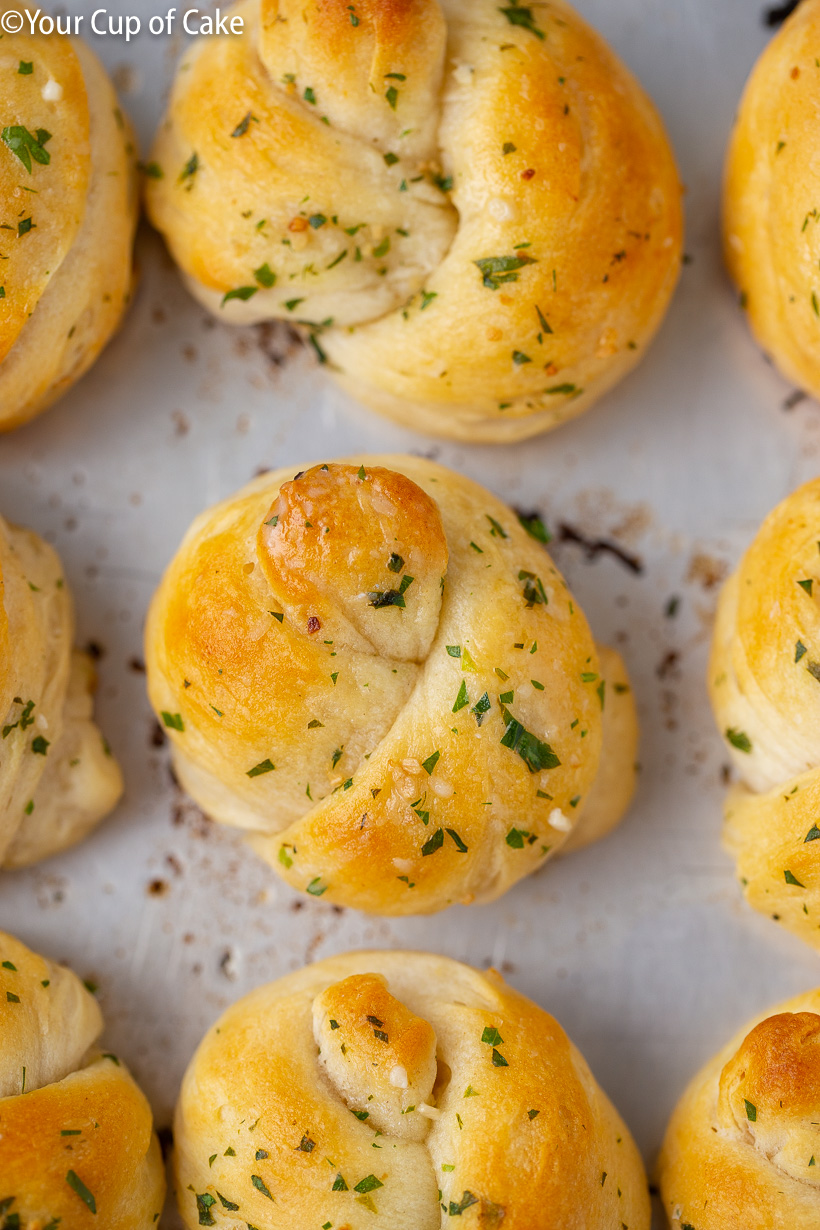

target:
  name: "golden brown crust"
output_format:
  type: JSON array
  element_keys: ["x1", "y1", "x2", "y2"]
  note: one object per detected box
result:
[
  {"x1": 0, "y1": 516, "x2": 123, "y2": 867},
  {"x1": 724, "y1": 0, "x2": 820, "y2": 400},
  {"x1": 0, "y1": 27, "x2": 88, "y2": 363},
  {"x1": 313, "y1": 972, "x2": 438, "y2": 1140},
  {"x1": 260, "y1": 463, "x2": 449, "y2": 661},
  {"x1": 0, "y1": 25, "x2": 138, "y2": 430},
  {"x1": 660, "y1": 991, "x2": 820, "y2": 1230},
  {"x1": 0, "y1": 931, "x2": 165, "y2": 1227},
  {"x1": 146, "y1": 0, "x2": 682, "y2": 442},
  {"x1": 709, "y1": 478, "x2": 820, "y2": 948},
  {"x1": 146, "y1": 455, "x2": 638, "y2": 914},
  {"x1": 174, "y1": 950, "x2": 650, "y2": 1229}
]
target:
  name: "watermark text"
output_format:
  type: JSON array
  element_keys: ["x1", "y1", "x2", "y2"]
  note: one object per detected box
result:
[{"x1": 0, "y1": 8, "x2": 244, "y2": 39}]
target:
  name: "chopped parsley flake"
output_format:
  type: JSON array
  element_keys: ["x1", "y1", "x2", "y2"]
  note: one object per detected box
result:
[
  {"x1": 161, "y1": 711, "x2": 184, "y2": 732},
  {"x1": 461, "y1": 646, "x2": 478, "y2": 671},
  {"x1": 195, "y1": 1193, "x2": 216, "y2": 1225},
  {"x1": 744, "y1": 1099, "x2": 757, "y2": 1122},
  {"x1": 452, "y1": 681, "x2": 469, "y2": 712},
  {"x1": 179, "y1": 151, "x2": 199, "y2": 184},
  {"x1": 421, "y1": 828, "x2": 444, "y2": 856},
  {"x1": 307, "y1": 878, "x2": 328, "y2": 896},
  {"x1": 519, "y1": 569, "x2": 547, "y2": 606},
  {"x1": 66, "y1": 1170, "x2": 96, "y2": 1213},
  {"x1": 499, "y1": 5, "x2": 545, "y2": 38},
  {"x1": 517, "y1": 512, "x2": 550, "y2": 543},
  {"x1": 222, "y1": 285, "x2": 258, "y2": 306},
  {"x1": 251, "y1": 1174, "x2": 274, "y2": 1198},
  {"x1": 500, "y1": 707, "x2": 560, "y2": 772},
  {"x1": 449, "y1": 1191, "x2": 479, "y2": 1215},
  {"x1": 785, "y1": 869, "x2": 805, "y2": 886},
  {"x1": 2, "y1": 124, "x2": 51, "y2": 172},
  {"x1": 475, "y1": 253, "x2": 537, "y2": 290},
  {"x1": 536, "y1": 304, "x2": 553, "y2": 335},
  {"x1": 354, "y1": 1175, "x2": 383, "y2": 1194},
  {"x1": 247, "y1": 758, "x2": 275, "y2": 777},
  {"x1": 371, "y1": 585, "x2": 405, "y2": 605},
  {"x1": 725, "y1": 727, "x2": 752, "y2": 753},
  {"x1": 254, "y1": 263, "x2": 276, "y2": 287},
  {"x1": 231, "y1": 111, "x2": 256, "y2": 137},
  {"x1": 422, "y1": 750, "x2": 440, "y2": 774}
]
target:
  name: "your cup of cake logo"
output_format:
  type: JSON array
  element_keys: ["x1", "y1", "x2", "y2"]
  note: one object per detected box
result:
[{"x1": 0, "y1": 6, "x2": 245, "y2": 37}]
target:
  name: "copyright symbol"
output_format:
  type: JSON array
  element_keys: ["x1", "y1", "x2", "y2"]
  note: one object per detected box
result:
[{"x1": 1, "y1": 10, "x2": 24, "y2": 32}]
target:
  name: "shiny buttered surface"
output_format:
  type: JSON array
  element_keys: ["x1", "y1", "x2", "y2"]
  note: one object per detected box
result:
[
  {"x1": 146, "y1": 0, "x2": 682, "y2": 442},
  {"x1": 710, "y1": 479, "x2": 820, "y2": 949},
  {"x1": 174, "y1": 950, "x2": 650, "y2": 1230},
  {"x1": 725, "y1": 0, "x2": 820, "y2": 401},
  {"x1": 0, "y1": 515, "x2": 123, "y2": 867},
  {"x1": 0, "y1": 18, "x2": 138, "y2": 431},
  {"x1": 0, "y1": 931, "x2": 165, "y2": 1227},
  {"x1": 146, "y1": 456, "x2": 638, "y2": 914},
  {"x1": 660, "y1": 990, "x2": 820, "y2": 1230}
]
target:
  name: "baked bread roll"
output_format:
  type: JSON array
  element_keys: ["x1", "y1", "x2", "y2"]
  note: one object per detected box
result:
[
  {"x1": 146, "y1": 0, "x2": 682, "y2": 442},
  {"x1": 146, "y1": 455, "x2": 638, "y2": 914},
  {"x1": 0, "y1": 17, "x2": 138, "y2": 431},
  {"x1": 174, "y1": 949, "x2": 650, "y2": 1229},
  {"x1": 725, "y1": 0, "x2": 820, "y2": 400},
  {"x1": 0, "y1": 514, "x2": 123, "y2": 867},
  {"x1": 659, "y1": 989, "x2": 820, "y2": 1230},
  {"x1": 709, "y1": 478, "x2": 820, "y2": 950},
  {"x1": 0, "y1": 930, "x2": 165, "y2": 1225}
]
